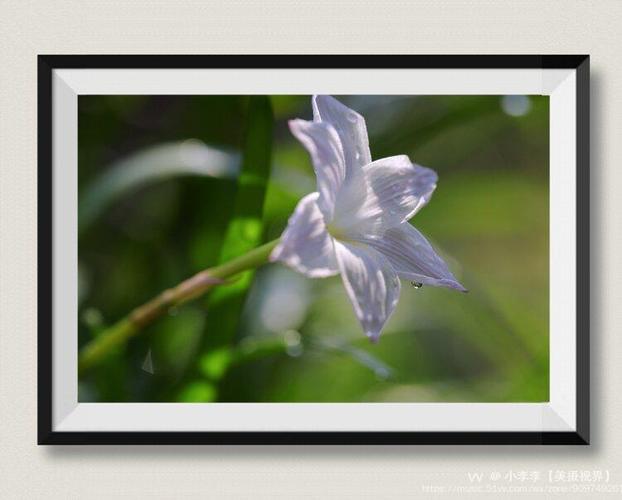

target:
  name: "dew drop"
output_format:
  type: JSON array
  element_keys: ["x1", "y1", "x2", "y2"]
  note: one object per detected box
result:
[
  {"x1": 410, "y1": 281, "x2": 423, "y2": 289},
  {"x1": 347, "y1": 112, "x2": 358, "y2": 123}
]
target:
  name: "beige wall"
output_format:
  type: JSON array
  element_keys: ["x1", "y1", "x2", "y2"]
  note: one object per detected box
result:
[{"x1": 1, "y1": 1, "x2": 620, "y2": 497}]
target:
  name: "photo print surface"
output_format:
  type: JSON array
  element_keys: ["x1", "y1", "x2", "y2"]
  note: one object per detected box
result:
[{"x1": 77, "y1": 94, "x2": 549, "y2": 403}]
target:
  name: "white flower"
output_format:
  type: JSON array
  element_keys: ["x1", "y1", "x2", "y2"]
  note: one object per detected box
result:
[{"x1": 270, "y1": 95, "x2": 465, "y2": 342}]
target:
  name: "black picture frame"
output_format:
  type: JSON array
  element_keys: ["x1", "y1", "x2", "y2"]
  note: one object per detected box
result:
[{"x1": 38, "y1": 54, "x2": 590, "y2": 445}]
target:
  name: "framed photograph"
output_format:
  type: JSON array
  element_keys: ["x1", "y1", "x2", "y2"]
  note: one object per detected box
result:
[{"x1": 38, "y1": 54, "x2": 589, "y2": 445}]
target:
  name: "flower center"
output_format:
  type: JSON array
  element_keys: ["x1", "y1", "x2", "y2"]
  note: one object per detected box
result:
[
  {"x1": 327, "y1": 222, "x2": 357, "y2": 243},
  {"x1": 326, "y1": 222, "x2": 347, "y2": 240}
]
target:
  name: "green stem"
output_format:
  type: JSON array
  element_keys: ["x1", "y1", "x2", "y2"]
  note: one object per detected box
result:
[{"x1": 78, "y1": 238, "x2": 280, "y2": 376}]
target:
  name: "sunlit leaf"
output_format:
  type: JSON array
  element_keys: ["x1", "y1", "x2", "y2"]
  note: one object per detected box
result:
[
  {"x1": 179, "y1": 96, "x2": 274, "y2": 396},
  {"x1": 204, "y1": 96, "x2": 273, "y2": 340}
]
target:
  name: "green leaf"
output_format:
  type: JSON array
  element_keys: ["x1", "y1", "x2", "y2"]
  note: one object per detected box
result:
[
  {"x1": 206, "y1": 95, "x2": 273, "y2": 335},
  {"x1": 180, "y1": 96, "x2": 274, "y2": 396}
]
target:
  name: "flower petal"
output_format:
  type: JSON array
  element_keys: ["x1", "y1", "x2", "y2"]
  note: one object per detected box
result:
[
  {"x1": 270, "y1": 192, "x2": 339, "y2": 278},
  {"x1": 332, "y1": 155, "x2": 438, "y2": 236},
  {"x1": 361, "y1": 223, "x2": 466, "y2": 292},
  {"x1": 312, "y1": 95, "x2": 372, "y2": 171},
  {"x1": 334, "y1": 240, "x2": 401, "y2": 341},
  {"x1": 289, "y1": 119, "x2": 346, "y2": 220}
]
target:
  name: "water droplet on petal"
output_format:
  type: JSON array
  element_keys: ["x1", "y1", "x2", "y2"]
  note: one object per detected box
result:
[
  {"x1": 347, "y1": 112, "x2": 358, "y2": 123},
  {"x1": 410, "y1": 281, "x2": 423, "y2": 289}
]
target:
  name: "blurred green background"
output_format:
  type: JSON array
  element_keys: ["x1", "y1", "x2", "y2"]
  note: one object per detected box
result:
[{"x1": 78, "y1": 94, "x2": 549, "y2": 403}]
